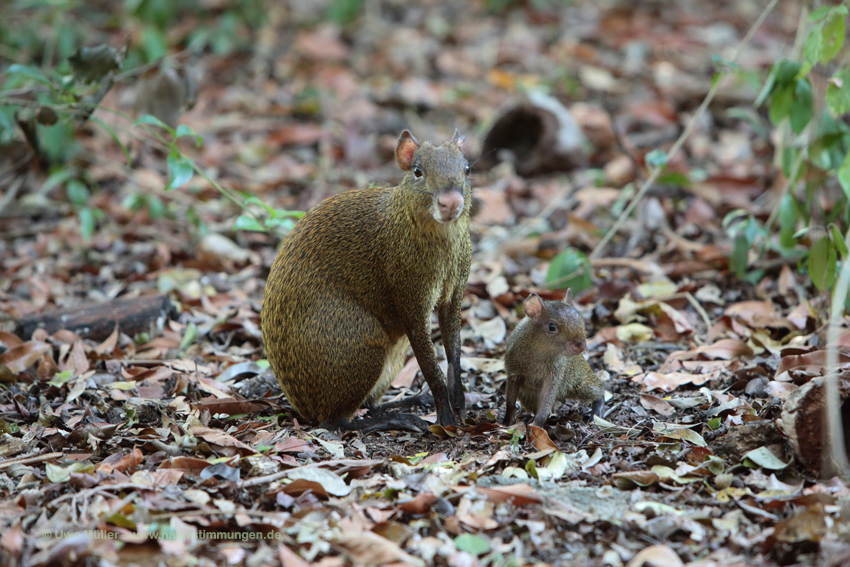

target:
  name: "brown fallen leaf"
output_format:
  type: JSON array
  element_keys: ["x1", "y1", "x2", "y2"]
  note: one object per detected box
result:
[
  {"x1": 397, "y1": 492, "x2": 437, "y2": 515},
  {"x1": 626, "y1": 544, "x2": 684, "y2": 567},
  {"x1": 771, "y1": 502, "x2": 828, "y2": 544},
  {"x1": 282, "y1": 479, "x2": 328, "y2": 499},
  {"x1": 332, "y1": 530, "x2": 425, "y2": 567},
  {"x1": 632, "y1": 370, "x2": 719, "y2": 392},
  {"x1": 0, "y1": 341, "x2": 51, "y2": 374},
  {"x1": 528, "y1": 425, "x2": 557, "y2": 452},
  {"x1": 475, "y1": 484, "x2": 542, "y2": 506},
  {"x1": 639, "y1": 394, "x2": 675, "y2": 416},
  {"x1": 190, "y1": 426, "x2": 255, "y2": 453},
  {"x1": 278, "y1": 544, "x2": 312, "y2": 567}
]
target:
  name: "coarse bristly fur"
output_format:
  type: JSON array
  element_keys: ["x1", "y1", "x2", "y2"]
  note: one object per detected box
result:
[
  {"x1": 261, "y1": 130, "x2": 472, "y2": 430},
  {"x1": 503, "y1": 291, "x2": 605, "y2": 427}
]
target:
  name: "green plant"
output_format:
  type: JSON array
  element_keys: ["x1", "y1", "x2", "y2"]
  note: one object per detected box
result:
[{"x1": 721, "y1": 4, "x2": 850, "y2": 298}]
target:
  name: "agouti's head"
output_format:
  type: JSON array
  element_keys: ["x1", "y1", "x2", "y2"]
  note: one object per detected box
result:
[
  {"x1": 395, "y1": 130, "x2": 470, "y2": 223},
  {"x1": 522, "y1": 290, "x2": 586, "y2": 356}
]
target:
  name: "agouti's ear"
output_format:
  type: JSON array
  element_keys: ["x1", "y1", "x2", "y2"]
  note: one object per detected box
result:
[
  {"x1": 564, "y1": 289, "x2": 573, "y2": 304},
  {"x1": 523, "y1": 293, "x2": 544, "y2": 321},
  {"x1": 451, "y1": 129, "x2": 465, "y2": 147},
  {"x1": 396, "y1": 130, "x2": 420, "y2": 172}
]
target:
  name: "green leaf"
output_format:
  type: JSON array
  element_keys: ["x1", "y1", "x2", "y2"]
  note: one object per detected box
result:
[
  {"x1": 166, "y1": 153, "x2": 194, "y2": 190},
  {"x1": 755, "y1": 62, "x2": 779, "y2": 107},
  {"x1": 722, "y1": 209, "x2": 750, "y2": 230},
  {"x1": 326, "y1": 0, "x2": 364, "y2": 25},
  {"x1": 175, "y1": 124, "x2": 203, "y2": 148},
  {"x1": 768, "y1": 84, "x2": 794, "y2": 125},
  {"x1": 838, "y1": 151, "x2": 850, "y2": 201},
  {"x1": 147, "y1": 195, "x2": 165, "y2": 219},
  {"x1": 821, "y1": 13, "x2": 846, "y2": 63},
  {"x1": 454, "y1": 534, "x2": 490, "y2": 556},
  {"x1": 742, "y1": 447, "x2": 789, "y2": 470},
  {"x1": 6, "y1": 64, "x2": 52, "y2": 86},
  {"x1": 810, "y1": 6, "x2": 833, "y2": 21},
  {"x1": 546, "y1": 248, "x2": 592, "y2": 292},
  {"x1": 234, "y1": 215, "x2": 265, "y2": 232},
  {"x1": 134, "y1": 114, "x2": 174, "y2": 134},
  {"x1": 778, "y1": 194, "x2": 798, "y2": 250},
  {"x1": 66, "y1": 179, "x2": 89, "y2": 207},
  {"x1": 731, "y1": 233, "x2": 749, "y2": 278},
  {"x1": 657, "y1": 171, "x2": 691, "y2": 187},
  {"x1": 832, "y1": 225, "x2": 849, "y2": 259},
  {"x1": 179, "y1": 322, "x2": 199, "y2": 351},
  {"x1": 78, "y1": 207, "x2": 95, "y2": 240},
  {"x1": 826, "y1": 81, "x2": 850, "y2": 116},
  {"x1": 92, "y1": 117, "x2": 131, "y2": 165},
  {"x1": 776, "y1": 60, "x2": 801, "y2": 84},
  {"x1": 810, "y1": 236, "x2": 837, "y2": 292},
  {"x1": 804, "y1": 24, "x2": 823, "y2": 66},
  {"x1": 780, "y1": 146, "x2": 797, "y2": 179},
  {"x1": 789, "y1": 79, "x2": 814, "y2": 135},
  {"x1": 244, "y1": 196, "x2": 276, "y2": 216},
  {"x1": 644, "y1": 149, "x2": 667, "y2": 170}
]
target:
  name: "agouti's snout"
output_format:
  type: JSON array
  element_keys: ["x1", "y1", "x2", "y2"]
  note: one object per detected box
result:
[
  {"x1": 435, "y1": 188, "x2": 464, "y2": 223},
  {"x1": 565, "y1": 339, "x2": 586, "y2": 356}
]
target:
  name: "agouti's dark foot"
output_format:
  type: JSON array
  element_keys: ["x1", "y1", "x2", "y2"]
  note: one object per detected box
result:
[
  {"x1": 367, "y1": 393, "x2": 434, "y2": 415},
  {"x1": 591, "y1": 398, "x2": 605, "y2": 419},
  {"x1": 330, "y1": 414, "x2": 432, "y2": 434}
]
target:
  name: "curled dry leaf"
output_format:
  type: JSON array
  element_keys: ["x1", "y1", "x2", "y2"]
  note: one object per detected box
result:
[
  {"x1": 475, "y1": 484, "x2": 542, "y2": 506},
  {"x1": 190, "y1": 426, "x2": 255, "y2": 454},
  {"x1": 632, "y1": 370, "x2": 719, "y2": 392},
  {"x1": 528, "y1": 425, "x2": 557, "y2": 452},
  {"x1": 286, "y1": 467, "x2": 351, "y2": 496},
  {"x1": 626, "y1": 544, "x2": 684, "y2": 567},
  {"x1": 397, "y1": 492, "x2": 438, "y2": 515},
  {"x1": 639, "y1": 394, "x2": 675, "y2": 416},
  {"x1": 0, "y1": 341, "x2": 51, "y2": 374},
  {"x1": 332, "y1": 531, "x2": 425, "y2": 567}
]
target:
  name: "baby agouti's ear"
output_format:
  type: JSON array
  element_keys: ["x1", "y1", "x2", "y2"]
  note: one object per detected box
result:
[
  {"x1": 564, "y1": 288, "x2": 573, "y2": 304},
  {"x1": 523, "y1": 293, "x2": 544, "y2": 321},
  {"x1": 451, "y1": 129, "x2": 465, "y2": 148},
  {"x1": 396, "y1": 130, "x2": 420, "y2": 172}
]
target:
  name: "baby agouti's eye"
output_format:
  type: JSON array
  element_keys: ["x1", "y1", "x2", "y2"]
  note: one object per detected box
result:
[
  {"x1": 464, "y1": 165, "x2": 470, "y2": 176},
  {"x1": 548, "y1": 322, "x2": 558, "y2": 333},
  {"x1": 413, "y1": 166, "x2": 423, "y2": 179}
]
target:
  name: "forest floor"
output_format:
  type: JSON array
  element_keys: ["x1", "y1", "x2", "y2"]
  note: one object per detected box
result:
[{"x1": 1, "y1": 1, "x2": 848, "y2": 566}]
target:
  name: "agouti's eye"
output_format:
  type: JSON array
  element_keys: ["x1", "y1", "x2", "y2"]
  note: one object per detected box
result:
[
  {"x1": 464, "y1": 165, "x2": 470, "y2": 176},
  {"x1": 413, "y1": 167, "x2": 423, "y2": 179},
  {"x1": 548, "y1": 323, "x2": 557, "y2": 333}
]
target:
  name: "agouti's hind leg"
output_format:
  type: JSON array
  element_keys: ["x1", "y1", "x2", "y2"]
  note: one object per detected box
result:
[
  {"x1": 367, "y1": 392, "x2": 435, "y2": 414},
  {"x1": 326, "y1": 414, "x2": 431, "y2": 434}
]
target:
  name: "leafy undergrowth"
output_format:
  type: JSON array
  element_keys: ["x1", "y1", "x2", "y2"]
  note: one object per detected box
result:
[{"x1": 2, "y1": 1, "x2": 850, "y2": 566}]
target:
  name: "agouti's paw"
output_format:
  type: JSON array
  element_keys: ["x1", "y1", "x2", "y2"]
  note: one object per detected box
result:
[{"x1": 591, "y1": 397, "x2": 605, "y2": 418}]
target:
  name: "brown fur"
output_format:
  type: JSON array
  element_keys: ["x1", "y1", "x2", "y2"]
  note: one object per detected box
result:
[
  {"x1": 261, "y1": 131, "x2": 472, "y2": 428},
  {"x1": 503, "y1": 292, "x2": 605, "y2": 427}
]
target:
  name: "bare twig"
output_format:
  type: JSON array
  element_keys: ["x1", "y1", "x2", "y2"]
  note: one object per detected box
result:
[
  {"x1": 822, "y1": 231, "x2": 850, "y2": 478},
  {"x1": 0, "y1": 451, "x2": 63, "y2": 470}
]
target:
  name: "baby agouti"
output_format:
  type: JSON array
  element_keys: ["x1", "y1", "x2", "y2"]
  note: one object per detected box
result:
[
  {"x1": 503, "y1": 290, "x2": 605, "y2": 427},
  {"x1": 261, "y1": 130, "x2": 471, "y2": 433}
]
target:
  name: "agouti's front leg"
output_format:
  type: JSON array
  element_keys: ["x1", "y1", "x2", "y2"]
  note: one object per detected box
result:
[
  {"x1": 503, "y1": 374, "x2": 520, "y2": 425},
  {"x1": 531, "y1": 376, "x2": 559, "y2": 428},
  {"x1": 438, "y1": 293, "x2": 465, "y2": 419},
  {"x1": 403, "y1": 315, "x2": 457, "y2": 428}
]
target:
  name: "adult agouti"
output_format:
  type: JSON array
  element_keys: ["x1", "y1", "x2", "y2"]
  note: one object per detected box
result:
[
  {"x1": 261, "y1": 130, "x2": 471, "y2": 432},
  {"x1": 503, "y1": 291, "x2": 605, "y2": 427}
]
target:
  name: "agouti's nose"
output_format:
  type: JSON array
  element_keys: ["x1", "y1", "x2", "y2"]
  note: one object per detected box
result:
[{"x1": 436, "y1": 189, "x2": 464, "y2": 223}]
